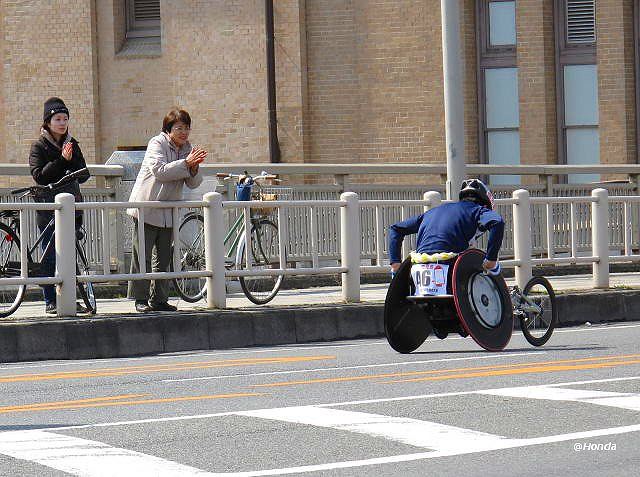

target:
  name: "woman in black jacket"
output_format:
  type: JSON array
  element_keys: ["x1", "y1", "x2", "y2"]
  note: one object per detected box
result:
[{"x1": 29, "y1": 97, "x2": 90, "y2": 314}]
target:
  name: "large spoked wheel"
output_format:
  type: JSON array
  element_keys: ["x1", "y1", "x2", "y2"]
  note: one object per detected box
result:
[
  {"x1": 76, "y1": 238, "x2": 96, "y2": 314},
  {"x1": 519, "y1": 276, "x2": 557, "y2": 347},
  {"x1": 238, "y1": 219, "x2": 284, "y2": 305},
  {"x1": 173, "y1": 214, "x2": 207, "y2": 303},
  {"x1": 0, "y1": 223, "x2": 26, "y2": 318}
]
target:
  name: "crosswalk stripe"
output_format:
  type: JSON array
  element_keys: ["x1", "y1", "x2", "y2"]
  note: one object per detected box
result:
[
  {"x1": 237, "y1": 406, "x2": 508, "y2": 453},
  {"x1": 478, "y1": 386, "x2": 640, "y2": 411},
  {"x1": 0, "y1": 430, "x2": 211, "y2": 477}
]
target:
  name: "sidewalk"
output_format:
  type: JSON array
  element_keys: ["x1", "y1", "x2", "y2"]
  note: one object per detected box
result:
[{"x1": 4, "y1": 272, "x2": 640, "y2": 321}]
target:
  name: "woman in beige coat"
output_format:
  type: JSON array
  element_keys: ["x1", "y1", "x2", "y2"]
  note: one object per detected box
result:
[{"x1": 127, "y1": 108, "x2": 207, "y2": 312}]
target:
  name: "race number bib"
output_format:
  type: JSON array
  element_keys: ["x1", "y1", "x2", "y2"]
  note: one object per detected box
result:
[{"x1": 410, "y1": 263, "x2": 449, "y2": 296}]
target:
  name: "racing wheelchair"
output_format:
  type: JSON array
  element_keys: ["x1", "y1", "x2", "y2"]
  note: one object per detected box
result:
[{"x1": 384, "y1": 248, "x2": 557, "y2": 353}]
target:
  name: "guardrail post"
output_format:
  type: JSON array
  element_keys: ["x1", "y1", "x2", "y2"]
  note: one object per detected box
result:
[
  {"x1": 204, "y1": 192, "x2": 226, "y2": 308},
  {"x1": 423, "y1": 191, "x2": 442, "y2": 212},
  {"x1": 340, "y1": 192, "x2": 360, "y2": 302},
  {"x1": 512, "y1": 189, "x2": 532, "y2": 289},
  {"x1": 55, "y1": 193, "x2": 77, "y2": 317},
  {"x1": 592, "y1": 188, "x2": 610, "y2": 288}
]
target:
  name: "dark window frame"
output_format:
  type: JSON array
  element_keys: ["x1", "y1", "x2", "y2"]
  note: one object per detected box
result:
[
  {"x1": 554, "y1": 0, "x2": 597, "y2": 166},
  {"x1": 476, "y1": 0, "x2": 518, "y2": 166},
  {"x1": 126, "y1": 0, "x2": 161, "y2": 39}
]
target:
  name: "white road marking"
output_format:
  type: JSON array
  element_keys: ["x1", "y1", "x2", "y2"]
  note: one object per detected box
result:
[
  {"x1": 0, "y1": 430, "x2": 214, "y2": 477},
  {"x1": 2, "y1": 375, "x2": 640, "y2": 476},
  {"x1": 237, "y1": 407, "x2": 507, "y2": 453},
  {"x1": 13, "y1": 375, "x2": 640, "y2": 434},
  {"x1": 4, "y1": 422, "x2": 638, "y2": 477},
  {"x1": 480, "y1": 386, "x2": 640, "y2": 411},
  {"x1": 197, "y1": 424, "x2": 640, "y2": 476},
  {"x1": 161, "y1": 352, "x2": 542, "y2": 383}
]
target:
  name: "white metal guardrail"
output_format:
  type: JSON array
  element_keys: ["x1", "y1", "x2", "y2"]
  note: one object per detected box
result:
[{"x1": 2, "y1": 187, "x2": 638, "y2": 316}]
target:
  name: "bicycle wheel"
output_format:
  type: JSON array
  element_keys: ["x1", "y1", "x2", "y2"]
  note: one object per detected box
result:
[
  {"x1": 0, "y1": 223, "x2": 26, "y2": 318},
  {"x1": 173, "y1": 214, "x2": 207, "y2": 302},
  {"x1": 239, "y1": 219, "x2": 284, "y2": 305},
  {"x1": 76, "y1": 240, "x2": 96, "y2": 314},
  {"x1": 519, "y1": 276, "x2": 556, "y2": 346}
]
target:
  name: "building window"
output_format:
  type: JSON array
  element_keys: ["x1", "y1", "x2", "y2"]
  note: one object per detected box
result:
[
  {"x1": 555, "y1": 0, "x2": 598, "y2": 183},
  {"x1": 477, "y1": 1, "x2": 520, "y2": 185},
  {"x1": 126, "y1": 0, "x2": 160, "y2": 39}
]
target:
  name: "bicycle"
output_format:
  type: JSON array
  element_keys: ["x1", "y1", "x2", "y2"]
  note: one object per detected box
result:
[
  {"x1": 173, "y1": 171, "x2": 288, "y2": 305},
  {"x1": 0, "y1": 168, "x2": 96, "y2": 317}
]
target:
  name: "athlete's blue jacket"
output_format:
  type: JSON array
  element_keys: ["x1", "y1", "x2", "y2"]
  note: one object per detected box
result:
[{"x1": 388, "y1": 200, "x2": 505, "y2": 264}]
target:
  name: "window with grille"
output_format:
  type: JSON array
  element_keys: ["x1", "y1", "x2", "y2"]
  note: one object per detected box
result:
[
  {"x1": 566, "y1": 0, "x2": 596, "y2": 44},
  {"x1": 126, "y1": 0, "x2": 160, "y2": 38},
  {"x1": 555, "y1": 0, "x2": 599, "y2": 183}
]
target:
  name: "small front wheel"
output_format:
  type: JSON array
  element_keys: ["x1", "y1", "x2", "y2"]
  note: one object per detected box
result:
[
  {"x1": 519, "y1": 276, "x2": 556, "y2": 346},
  {"x1": 76, "y1": 241, "x2": 96, "y2": 314},
  {"x1": 238, "y1": 219, "x2": 284, "y2": 305},
  {"x1": 173, "y1": 214, "x2": 207, "y2": 303}
]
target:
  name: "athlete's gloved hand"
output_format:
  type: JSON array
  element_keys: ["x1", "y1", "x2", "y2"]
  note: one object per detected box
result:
[{"x1": 483, "y1": 259, "x2": 501, "y2": 276}]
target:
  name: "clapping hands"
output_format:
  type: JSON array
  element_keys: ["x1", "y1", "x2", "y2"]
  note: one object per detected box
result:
[
  {"x1": 185, "y1": 146, "x2": 207, "y2": 171},
  {"x1": 62, "y1": 142, "x2": 73, "y2": 161}
]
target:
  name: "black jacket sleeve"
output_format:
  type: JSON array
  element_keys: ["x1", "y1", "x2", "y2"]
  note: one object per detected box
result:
[
  {"x1": 71, "y1": 140, "x2": 90, "y2": 184},
  {"x1": 29, "y1": 142, "x2": 68, "y2": 186}
]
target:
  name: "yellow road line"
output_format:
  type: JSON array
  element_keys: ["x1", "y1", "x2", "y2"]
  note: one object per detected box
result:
[
  {"x1": 0, "y1": 393, "x2": 265, "y2": 415},
  {"x1": 0, "y1": 355, "x2": 335, "y2": 383},
  {"x1": 0, "y1": 394, "x2": 149, "y2": 412},
  {"x1": 385, "y1": 359, "x2": 640, "y2": 383},
  {"x1": 249, "y1": 353, "x2": 640, "y2": 388}
]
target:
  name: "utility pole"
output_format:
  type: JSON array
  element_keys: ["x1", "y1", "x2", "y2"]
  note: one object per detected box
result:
[{"x1": 440, "y1": 0, "x2": 466, "y2": 200}]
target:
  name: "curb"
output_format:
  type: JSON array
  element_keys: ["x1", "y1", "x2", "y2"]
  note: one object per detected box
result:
[{"x1": 1, "y1": 290, "x2": 639, "y2": 363}]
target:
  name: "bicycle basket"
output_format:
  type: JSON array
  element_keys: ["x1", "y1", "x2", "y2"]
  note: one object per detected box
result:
[{"x1": 251, "y1": 186, "x2": 293, "y2": 217}]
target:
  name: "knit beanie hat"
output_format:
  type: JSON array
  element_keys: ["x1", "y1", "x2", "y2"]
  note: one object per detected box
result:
[{"x1": 43, "y1": 97, "x2": 69, "y2": 122}]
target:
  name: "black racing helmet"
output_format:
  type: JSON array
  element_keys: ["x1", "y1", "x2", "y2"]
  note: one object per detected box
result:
[{"x1": 459, "y1": 179, "x2": 494, "y2": 209}]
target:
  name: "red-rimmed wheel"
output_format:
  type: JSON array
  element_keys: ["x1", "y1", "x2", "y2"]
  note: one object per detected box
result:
[{"x1": 452, "y1": 249, "x2": 513, "y2": 351}]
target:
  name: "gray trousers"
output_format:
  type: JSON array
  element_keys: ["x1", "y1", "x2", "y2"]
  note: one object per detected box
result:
[{"x1": 128, "y1": 219, "x2": 172, "y2": 304}]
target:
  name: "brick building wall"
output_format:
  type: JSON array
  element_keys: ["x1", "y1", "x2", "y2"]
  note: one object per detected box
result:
[
  {"x1": 517, "y1": 0, "x2": 557, "y2": 169},
  {"x1": 597, "y1": 0, "x2": 637, "y2": 165},
  {"x1": 0, "y1": 0, "x2": 638, "y2": 175},
  {"x1": 0, "y1": 0, "x2": 99, "y2": 172}
]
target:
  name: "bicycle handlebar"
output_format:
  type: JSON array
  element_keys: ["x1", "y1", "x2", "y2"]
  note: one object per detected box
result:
[
  {"x1": 10, "y1": 167, "x2": 89, "y2": 197},
  {"x1": 216, "y1": 171, "x2": 280, "y2": 183}
]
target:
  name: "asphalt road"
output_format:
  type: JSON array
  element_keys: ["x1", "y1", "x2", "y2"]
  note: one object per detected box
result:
[{"x1": 1, "y1": 322, "x2": 639, "y2": 476}]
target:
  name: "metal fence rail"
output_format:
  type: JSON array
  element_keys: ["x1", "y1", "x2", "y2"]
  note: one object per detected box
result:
[{"x1": 2, "y1": 187, "x2": 638, "y2": 317}]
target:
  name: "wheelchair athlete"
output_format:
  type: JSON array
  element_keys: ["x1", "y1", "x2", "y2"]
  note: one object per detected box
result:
[{"x1": 388, "y1": 179, "x2": 505, "y2": 284}]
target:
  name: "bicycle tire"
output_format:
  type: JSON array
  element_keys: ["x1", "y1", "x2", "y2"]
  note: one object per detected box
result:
[
  {"x1": 520, "y1": 276, "x2": 556, "y2": 346},
  {"x1": 239, "y1": 219, "x2": 284, "y2": 305},
  {"x1": 173, "y1": 214, "x2": 207, "y2": 302},
  {"x1": 0, "y1": 222, "x2": 27, "y2": 318},
  {"x1": 76, "y1": 241, "x2": 96, "y2": 314}
]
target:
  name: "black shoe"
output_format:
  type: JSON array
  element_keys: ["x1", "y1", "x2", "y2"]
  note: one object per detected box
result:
[
  {"x1": 150, "y1": 302, "x2": 178, "y2": 312},
  {"x1": 45, "y1": 303, "x2": 57, "y2": 314},
  {"x1": 76, "y1": 302, "x2": 90, "y2": 314},
  {"x1": 135, "y1": 300, "x2": 152, "y2": 313}
]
